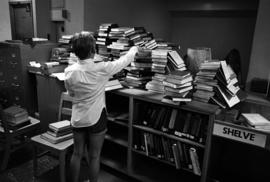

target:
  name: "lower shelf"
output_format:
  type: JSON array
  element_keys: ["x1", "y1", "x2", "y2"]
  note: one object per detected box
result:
[
  {"x1": 101, "y1": 141, "x2": 128, "y2": 173},
  {"x1": 130, "y1": 151, "x2": 200, "y2": 182}
]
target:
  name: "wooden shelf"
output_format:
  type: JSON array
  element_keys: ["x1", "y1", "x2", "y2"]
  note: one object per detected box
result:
[
  {"x1": 131, "y1": 148, "x2": 175, "y2": 167},
  {"x1": 130, "y1": 152, "x2": 199, "y2": 182},
  {"x1": 105, "y1": 134, "x2": 128, "y2": 147},
  {"x1": 107, "y1": 116, "x2": 128, "y2": 128},
  {"x1": 133, "y1": 124, "x2": 205, "y2": 148}
]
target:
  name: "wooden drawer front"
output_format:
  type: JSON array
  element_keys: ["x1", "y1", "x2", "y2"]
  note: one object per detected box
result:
[
  {"x1": 6, "y1": 48, "x2": 21, "y2": 69},
  {"x1": 0, "y1": 89, "x2": 9, "y2": 107},
  {"x1": 9, "y1": 74, "x2": 23, "y2": 86},
  {"x1": 0, "y1": 71, "x2": 6, "y2": 87},
  {"x1": 9, "y1": 85, "x2": 24, "y2": 106}
]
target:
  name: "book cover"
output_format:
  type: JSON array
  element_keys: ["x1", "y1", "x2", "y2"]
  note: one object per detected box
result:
[
  {"x1": 49, "y1": 120, "x2": 71, "y2": 132},
  {"x1": 242, "y1": 113, "x2": 270, "y2": 127},
  {"x1": 189, "y1": 147, "x2": 202, "y2": 176},
  {"x1": 41, "y1": 132, "x2": 73, "y2": 144}
]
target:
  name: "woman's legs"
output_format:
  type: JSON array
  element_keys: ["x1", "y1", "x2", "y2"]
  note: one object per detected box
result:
[
  {"x1": 87, "y1": 129, "x2": 106, "y2": 182},
  {"x1": 70, "y1": 129, "x2": 86, "y2": 182}
]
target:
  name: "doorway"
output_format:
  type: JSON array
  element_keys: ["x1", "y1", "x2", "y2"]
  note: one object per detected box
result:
[{"x1": 9, "y1": 2, "x2": 34, "y2": 40}]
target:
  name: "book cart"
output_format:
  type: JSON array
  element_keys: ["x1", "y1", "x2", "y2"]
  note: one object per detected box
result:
[
  {"x1": 103, "y1": 88, "x2": 220, "y2": 182},
  {"x1": 209, "y1": 93, "x2": 270, "y2": 182}
]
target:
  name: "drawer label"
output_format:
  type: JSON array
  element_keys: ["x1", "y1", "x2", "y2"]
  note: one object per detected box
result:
[{"x1": 213, "y1": 123, "x2": 267, "y2": 148}]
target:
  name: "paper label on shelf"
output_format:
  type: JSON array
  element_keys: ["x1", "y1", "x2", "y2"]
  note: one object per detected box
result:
[{"x1": 213, "y1": 123, "x2": 267, "y2": 148}]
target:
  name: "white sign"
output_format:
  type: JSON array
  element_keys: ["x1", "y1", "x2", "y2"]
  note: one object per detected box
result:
[{"x1": 213, "y1": 123, "x2": 267, "y2": 148}]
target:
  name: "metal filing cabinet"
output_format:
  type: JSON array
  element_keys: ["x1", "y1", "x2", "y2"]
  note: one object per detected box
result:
[{"x1": 0, "y1": 41, "x2": 57, "y2": 115}]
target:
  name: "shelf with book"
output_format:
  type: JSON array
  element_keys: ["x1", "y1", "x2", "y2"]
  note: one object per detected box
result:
[
  {"x1": 133, "y1": 124, "x2": 205, "y2": 148},
  {"x1": 130, "y1": 152, "x2": 199, "y2": 182},
  {"x1": 102, "y1": 88, "x2": 219, "y2": 182}
]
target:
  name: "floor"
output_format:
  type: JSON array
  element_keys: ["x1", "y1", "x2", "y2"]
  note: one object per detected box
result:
[{"x1": 0, "y1": 146, "x2": 137, "y2": 182}]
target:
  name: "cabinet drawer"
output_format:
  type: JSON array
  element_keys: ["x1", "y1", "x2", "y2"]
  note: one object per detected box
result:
[
  {"x1": 9, "y1": 86, "x2": 24, "y2": 106},
  {"x1": 9, "y1": 74, "x2": 23, "y2": 85}
]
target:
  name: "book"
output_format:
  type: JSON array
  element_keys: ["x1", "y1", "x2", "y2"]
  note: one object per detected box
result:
[
  {"x1": 172, "y1": 143, "x2": 181, "y2": 169},
  {"x1": 40, "y1": 132, "x2": 73, "y2": 144},
  {"x1": 47, "y1": 128, "x2": 72, "y2": 137},
  {"x1": 189, "y1": 147, "x2": 201, "y2": 176},
  {"x1": 167, "y1": 70, "x2": 191, "y2": 80},
  {"x1": 49, "y1": 120, "x2": 71, "y2": 132},
  {"x1": 168, "y1": 50, "x2": 184, "y2": 66},
  {"x1": 241, "y1": 113, "x2": 270, "y2": 128}
]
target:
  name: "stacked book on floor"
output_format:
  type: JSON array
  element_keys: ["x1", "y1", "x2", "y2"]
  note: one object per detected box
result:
[
  {"x1": 41, "y1": 120, "x2": 73, "y2": 144},
  {"x1": 2, "y1": 106, "x2": 30, "y2": 130}
]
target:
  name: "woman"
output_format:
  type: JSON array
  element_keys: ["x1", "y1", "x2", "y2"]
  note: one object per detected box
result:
[{"x1": 64, "y1": 31, "x2": 138, "y2": 182}]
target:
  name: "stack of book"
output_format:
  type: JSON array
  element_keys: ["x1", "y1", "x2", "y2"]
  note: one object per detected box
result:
[
  {"x1": 241, "y1": 113, "x2": 270, "y2": 132},
  {"x1": 41, "y1": 120, "x2": 73, "y2": 144},
  {"x1": 145, "y1": 49, "x2": 170, "y2": 93},
  {"x1": 124, "y1": 27, "x2": 153, "y2": 47},
  {"x1": 2, "y1": 106, "x2": 30, "y2": 130},
  {"x1": 193, "y1": 61, "x2": 220, "y2": 104},
  {"x1": 107, "y1": 27, "x2": 132, "y2": 58},
  {"x1": 96, "y1": 23, "x2": 118, "y2": 57},
  {"x1": 58, "y1": 35, "x2": 73, "y2": 50},
  {"x1": 167, "y1": 50, "x2": 187, "y2": 72},
  {"x1": 193, "y1": 60, "x2": 242, "y2": 108},
  {"x1": 162, "y1": 70, "x2": 193, "y2": 105},
  {"x1": 124, "y1": 49, "x2": 153, "y2": 89}
]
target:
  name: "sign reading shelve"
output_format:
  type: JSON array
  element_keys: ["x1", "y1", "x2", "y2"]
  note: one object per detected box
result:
[{"x1": 213, "y1": 122, "x2": 267, "y2": 148}]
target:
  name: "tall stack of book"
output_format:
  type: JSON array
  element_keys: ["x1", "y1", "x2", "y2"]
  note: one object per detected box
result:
[
  {"x1": 193, "y1": 61, "x2": 220, "y2": 104},
  {"x1": 145, "y1": 49, "x2": 169, "y2": 93},
  {"x1": 194, "y1": 60, "x2": 242, "y2": 108},
  {"x1": 162, "y1": 70, "x2": 193, "y2": 105},
  {"x1": 41, "y1": 120, "x2": 73, "y2": 144},
  {"x1": 2, "y1": 106, "x2": 30, "y2": 130},
  {"x1": 124, "y1": 49, "x2": 153, "y2": 89},
  {"x1": 107, "y1": 27, "x2": 132, "y2": 59},
  {"x1": 96, "y1": 23, "x2": 118, "y2": 58}
]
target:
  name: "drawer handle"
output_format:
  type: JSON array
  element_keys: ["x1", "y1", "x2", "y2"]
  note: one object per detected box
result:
[{"x1": 10, "y1": 61, "x2": 18, "y2": 65}]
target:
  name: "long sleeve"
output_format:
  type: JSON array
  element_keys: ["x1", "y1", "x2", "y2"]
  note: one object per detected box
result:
[{"x1": 101, "y1": 46, "x2": 138, "y2": 76}]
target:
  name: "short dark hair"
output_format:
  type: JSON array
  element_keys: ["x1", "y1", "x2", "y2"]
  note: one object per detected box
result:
[{"x1": 71, "y1": 31, "x2": 96, "y2": 60}]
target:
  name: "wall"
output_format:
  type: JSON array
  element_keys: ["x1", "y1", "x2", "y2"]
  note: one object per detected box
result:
[
  {"x1": 170, "y1": 13, "x2": 256, "y2": 84},
  {"x1": 83, "y1": 0, "x2": 171, "y2": 40},
  {"x1": 168, "y1": 0, "x2": 257, "y2": 85},
  {"x1": 246, "y1": 0, "x2": 270, "y2": 87},
  {"x1": 0, "y1": 0, "x2": 12, "y2": 40},
  {"x1": 65, "y1": 0, "x2": 84, "y2": 34}
]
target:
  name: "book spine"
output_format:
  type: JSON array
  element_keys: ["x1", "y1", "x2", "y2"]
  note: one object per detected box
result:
[{"x1": 189, "y1": 147, "x2": 202, "y2": 176}]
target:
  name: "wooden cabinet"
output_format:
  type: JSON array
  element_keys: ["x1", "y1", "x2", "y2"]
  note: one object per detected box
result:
[
  {"x1": 0, "y1": 41, "x2": 57, "y2": 115},
  {"x1": 103, "y1": 88, "x2": 220, "y2": 182}
]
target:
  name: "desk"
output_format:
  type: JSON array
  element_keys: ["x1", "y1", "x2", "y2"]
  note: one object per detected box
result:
[{"x1": 31, "y1": 135, "x2": 73, "y2": 182}]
